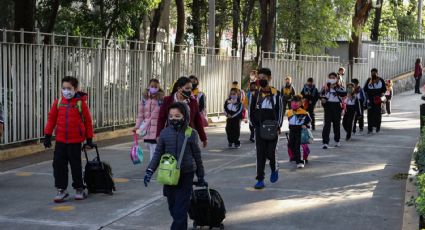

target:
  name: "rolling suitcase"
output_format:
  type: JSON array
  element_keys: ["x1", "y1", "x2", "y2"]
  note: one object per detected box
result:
[
  {"x1": 83, "y1": 146, "x2": 116, "y2": 195},
  {"x1": 189, "y1": 182, "x2": 226, "y2": 229}
]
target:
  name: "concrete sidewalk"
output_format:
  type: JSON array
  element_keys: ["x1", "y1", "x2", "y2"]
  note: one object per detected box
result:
[{"x1": 0, "y1": 90, "x2": 422, "y2": 230}]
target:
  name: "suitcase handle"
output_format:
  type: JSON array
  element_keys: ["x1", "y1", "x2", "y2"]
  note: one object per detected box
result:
[
  {"x1": 82, "y1": 145, "x2": 101, "y2": 162},
  {"x1": 192, "y1": 181, "x2": 212, "y2": 205}
]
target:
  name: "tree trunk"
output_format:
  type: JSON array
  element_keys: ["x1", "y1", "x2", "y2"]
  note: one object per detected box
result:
[
  {"x1": 294, "y1": 0, "x2": 301, "y2": 54},
  {"x1": 148, "y1": 0, "x2": 164, "y2": 51},
  {"x1": 14, "y1": 0, "x2": 36, "y2": 43},
  {"x1": 43, "y1": 0, "x2": 60, "y2": 44},
  {"x1": 370, "y1": 0, "x2": 383, "y2": 42},
  {"x1": 174, "y1": 0, "x2": 185, "y2": 53},
  {"x1": 259, "y1": 0, "x2": 276, "y2": 58},
  {"x1": 232, "y1": 0, "x2": 241, "y2": 56},
  {"x1": 241, "y1": 0, "x2": 256, "y2": 72},
  {"x1": 191, "y1": 0, "x2": 202, "y2": 47},
  {"x1": 349, "y1": 0, "x2": 372, "y2": 63}
]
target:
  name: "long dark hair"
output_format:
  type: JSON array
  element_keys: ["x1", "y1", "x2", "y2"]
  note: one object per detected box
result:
[{"x1": 171, "y1": 76, "x2": 191, "y2": 95}]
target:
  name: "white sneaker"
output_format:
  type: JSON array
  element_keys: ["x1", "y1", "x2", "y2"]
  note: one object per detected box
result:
[
  {"x1": 335, "y1": 142, "x2": 341, "y2": 147},
  {"x1": 322, "y1": 144, "x2": 328, "y2": 149},
  {"x1": 297, "y1": 163, "x2": 305, "y2": 169},
  {"x1": 54, "y1": 189, "x2": 69, "y2": 203}
]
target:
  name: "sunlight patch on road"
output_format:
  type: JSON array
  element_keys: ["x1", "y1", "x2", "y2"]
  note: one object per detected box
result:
[
  {"x1": 114, "y1": 178, "x2": 130, "y2": 183},
  {"x1": 230, "y1": 181, "x2": 378, "y2": 224},
  {"x1": 319, "y1": 164, "x2": 386, "y2": 178}
]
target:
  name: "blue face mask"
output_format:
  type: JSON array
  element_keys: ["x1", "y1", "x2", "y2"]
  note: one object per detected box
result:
[
  {"x1": 230, "y1": 95, "x2": 238, "y2": 100},
  {"x1": 62, "y1": 89, "x2": 75, "y2": 99}
]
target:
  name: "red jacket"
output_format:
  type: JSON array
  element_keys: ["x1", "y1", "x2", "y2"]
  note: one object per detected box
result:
[
  {"x1": 157, "y1": 95, "x2": 207, "y2": 142},
  {"x1": 44, "y1": 92, "x2": 94, "y2": 144}
]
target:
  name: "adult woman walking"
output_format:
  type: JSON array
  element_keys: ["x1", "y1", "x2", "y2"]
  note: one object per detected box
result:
[
  {"x1": 157, "y1": 76, "x2": 208, "y2": 148},
  {"x1": 415, "y1": 58, "x2": 423, "y2": 94}
]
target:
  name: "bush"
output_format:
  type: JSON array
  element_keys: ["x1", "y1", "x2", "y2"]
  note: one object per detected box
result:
[{"x1": 415, "y1": 128, "x2": 425, "y2": 216}]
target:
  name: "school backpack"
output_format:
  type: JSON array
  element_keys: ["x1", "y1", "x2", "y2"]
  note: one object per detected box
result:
[
  {"x1": 83, "y1": 146, "x2": 116, "y2": 195},
  {"x1": 189, "y1": 182, "x2": 226, "y2": 230},
  {"x1": 57, "y1": 97, "x2": 84, "y2": 122}
]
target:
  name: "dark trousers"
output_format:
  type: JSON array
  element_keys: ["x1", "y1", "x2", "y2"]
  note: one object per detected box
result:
[
  {"x1": 53, "y1": 142, "x2": 84, "y2": 190},
  {"x1": 416, "y1": 77, "x2": 422, "y2": 93},
  {"x1": 353, "y1": 108, "x2": 364, "y2": 133},
  {"x1": 367, "y1": 103, "x2": 382, "y2": 131},
  {"x1": 164, "y1": 172, "x2": 194, "y2": 230},
  {"x1": 307, "y1": 107, "x2": 316, "y2": 130},
  {"x1": 385, "y1": 100, "x2": 391, "y2": 114},
  {"x1": 343, "y1": 109, "x2": 356, "y2": 140},
  {"x1": 226, "y1": 118, "x2": 241, "y2": 145},
  {"x1": 255, "y1": 129, "x2": 278, "y2": 181},
  {"x1": 289, "y1": 128, "x2": 302, "y2": 163},
  {"x1": 249, "y1": 123, "x2": 255, "y2": 140},
  {"x1": 322, "y1": 102, "x2": 342, "y2": 144}
]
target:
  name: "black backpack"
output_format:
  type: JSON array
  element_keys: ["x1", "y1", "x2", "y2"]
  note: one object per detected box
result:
[
  {"x1": 189, "y1": 183, "x2": 226, "y2": 229},
  {"x1": 83, "y1": 146, "x2": 115, "y2": 195}
]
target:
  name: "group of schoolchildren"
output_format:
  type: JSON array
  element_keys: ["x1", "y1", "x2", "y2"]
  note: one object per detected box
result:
[{"x1": 42, "y1": 68, "x2": 394, "y2": 229}]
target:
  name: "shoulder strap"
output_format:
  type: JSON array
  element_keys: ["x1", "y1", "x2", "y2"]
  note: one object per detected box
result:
[
  {"x1": 56, "y1": 98, "x2": 62, "y2": 109},
  {"x1": 177, "y1": 127, "x2": 192, "y2": 169},
  {"x1": 76, "y1": 100, "x2": 84, "y2": 123}
]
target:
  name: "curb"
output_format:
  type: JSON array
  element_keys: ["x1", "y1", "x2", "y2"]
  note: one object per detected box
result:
[
  {"x1": 402, "y1": 142, "x2": 420, "y2": 230},
  {"x1": 0, "y1": 128, "x2": 134, "y2": 161}
]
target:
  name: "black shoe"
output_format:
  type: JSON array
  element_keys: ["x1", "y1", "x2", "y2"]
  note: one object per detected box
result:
[
  {"x1": 235, "y1": 144, "x2": 241, "y2": 149},
  {"x1": 249, "y1": 138, "x2": 255, "y2": 143},
  {"x1": 312, "y1": 126, "x2": 315, "y2": 131},
  {"x1": 228, "y1": 143, "x2": 233, "y2": 148}
]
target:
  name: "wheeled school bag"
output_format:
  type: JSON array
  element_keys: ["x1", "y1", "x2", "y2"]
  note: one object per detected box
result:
[
  {"x1": 189, "y1": 182, "x2": 226, "y2": 229},
  {"x1": 83, "y1": 146, "x2": 116, "y2": 195}
]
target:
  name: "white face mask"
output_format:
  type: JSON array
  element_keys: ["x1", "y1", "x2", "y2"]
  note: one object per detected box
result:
[
  {"x1": 250, "y1": 75, "x2": 256, "y2": 81},
  {"x1": 62, "y1": 89, "x2": 75, "y2": 99},
  {"x1": 327, "y1": 79, "x2": 337, "y2": 84}
]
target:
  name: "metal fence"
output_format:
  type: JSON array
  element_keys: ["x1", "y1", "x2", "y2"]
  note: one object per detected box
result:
[
  {"x1": 262, "y1": 53, "x2": 341, "y2": 92},
  {"x1": 353, "y1": 41, "x2": 425, "y2": 84},
  {"x1": 0, "y1": 30, "x2": 241, "y2": 145}
]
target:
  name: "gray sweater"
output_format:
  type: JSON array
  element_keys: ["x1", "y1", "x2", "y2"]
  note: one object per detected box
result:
[{"x1": 148, "y1": 126, "x2": 205, "y2": 178}]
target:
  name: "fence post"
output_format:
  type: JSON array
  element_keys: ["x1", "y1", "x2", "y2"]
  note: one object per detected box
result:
[{"x1": 421, "y1": 97, "x2": 425, "y2": 134}]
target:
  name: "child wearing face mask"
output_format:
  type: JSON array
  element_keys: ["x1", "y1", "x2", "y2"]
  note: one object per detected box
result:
[
  {"x1": 245, "y1": 81, "x2": 258, "y2": 143},
  {"x1": 287, "y1": 95, "x2": 311, "y2": 169},
  {"x1": 224, "y1": 88, "x2": 244, "y2": 148},
  {"x1": 144, "y1": 102, "x2": 205, "y2": 230},
  {"x1": 133, "y1": 79, "x2": 164, "y2": 161},
  {"x1": 157, "y1": 76, "x2": 208, "y2": 148},
  {"x1": 342, "y1": 83, "x2": 361, "y2": 141},
  {"x1": 320, "y1": 72, "x2": 347, "y2": 149},
  {"x1": 43, "y1": 76, "x2": 95, "y2": 203},
  {"x1": 281, "y1": 76, "x2": 296, "y2": 115}
]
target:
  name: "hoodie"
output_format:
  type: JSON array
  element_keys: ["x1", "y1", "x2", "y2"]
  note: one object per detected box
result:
[
  {"x1": 44, "y1": 91, "x2": 94, "y2": 143},
  {"x1": 148, "y1": 103, "x2": 205, "y2": 177}
]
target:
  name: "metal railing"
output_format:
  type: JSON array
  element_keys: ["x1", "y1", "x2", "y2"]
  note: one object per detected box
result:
[
  {"x1": 262, "y1": 52, "x2": 341, "y2": 92},
  {"x1": 0, "y1": 29, "x2": 241, "y2": 145},
  {"x1": 353, "y1": 41, "x2": 425, "y2": 84}
]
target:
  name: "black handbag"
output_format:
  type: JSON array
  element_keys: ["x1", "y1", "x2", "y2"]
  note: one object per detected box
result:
[{"x1": 257, "y1": 92, "x2": 279, "y2": 141}]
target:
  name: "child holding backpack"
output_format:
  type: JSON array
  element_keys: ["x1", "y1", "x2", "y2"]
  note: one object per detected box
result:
[
  {"x1": 224, "y1": 88, "x2": 244, "y2": 148},
  {"x1": 287, "y1": 95, "x2": 311, "y2": 169},
  {"x1": 44, "y1": 76, "x2": 96, "y2": 203},
  {"x1": 132, "y1": 79, "x2": 164, "y2": 161},
  {"x1": 342, "y1": 83, "x2": 361, "y2": 141},
  {"x1": 144, "y1": 102, "x2": 205, "y2": 230}
]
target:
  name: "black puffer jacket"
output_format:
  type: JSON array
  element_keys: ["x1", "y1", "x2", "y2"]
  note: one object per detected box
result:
[{"x1": 148, "y1": 104, "x2": 205, "y2": 178}]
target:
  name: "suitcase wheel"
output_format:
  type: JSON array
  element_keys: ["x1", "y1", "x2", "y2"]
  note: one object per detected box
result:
[
  {"x1": 192, "y1": 221, "x2": 197, "y2": 229},
  {"x1": 220, "y1": 223, "x2": 224, "y2": 230}
]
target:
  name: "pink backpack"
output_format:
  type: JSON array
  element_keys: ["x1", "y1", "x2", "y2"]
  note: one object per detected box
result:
[{"x1": 130, "y1": 134, "x2": 144, "y2": 165}]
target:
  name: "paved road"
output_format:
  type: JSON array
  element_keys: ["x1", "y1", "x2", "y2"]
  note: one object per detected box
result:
[{"x1": 0, "y1": 90, "x2": 422, "y2": 230}]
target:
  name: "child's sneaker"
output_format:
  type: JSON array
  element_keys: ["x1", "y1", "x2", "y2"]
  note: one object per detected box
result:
[
  {"x1": 270, "y1": 170, "x2": 279, "y2": 183},
  {"x1": 322, "y1": 144, "x2": 328, "y2": 149},
  {"x1": 249, "y1": 138, "x2": 255, "y2": 143},
  {"x1": 335, "y1": 142, "x2": 341, "y2": 147},
  {"x1": 74, "y1": 189, "x2": 87, "y2": 200},
  {"x1": 297, "y1": 163, "x2": 305, "y2": 169},
  {"x1": 54, "y1": 189, "x2": 69, "y2": 203},
  {"x1": 234, "y1": 143, "x2": 241, "y2": 149},
  {"x1": 254, "y1": 180, "x2": 265, "y2": 189},
  {"x1": 228, "y1": 143, "x2": 233, "y2": 148}
]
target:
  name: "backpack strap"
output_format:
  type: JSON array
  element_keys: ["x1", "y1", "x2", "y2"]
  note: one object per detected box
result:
[
  {"x1": 177, "y1": 127, "x2": 193, "y2": 169},
  {"x1": 57, "y1": 98, "x2": 84, "y2": 123}
]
